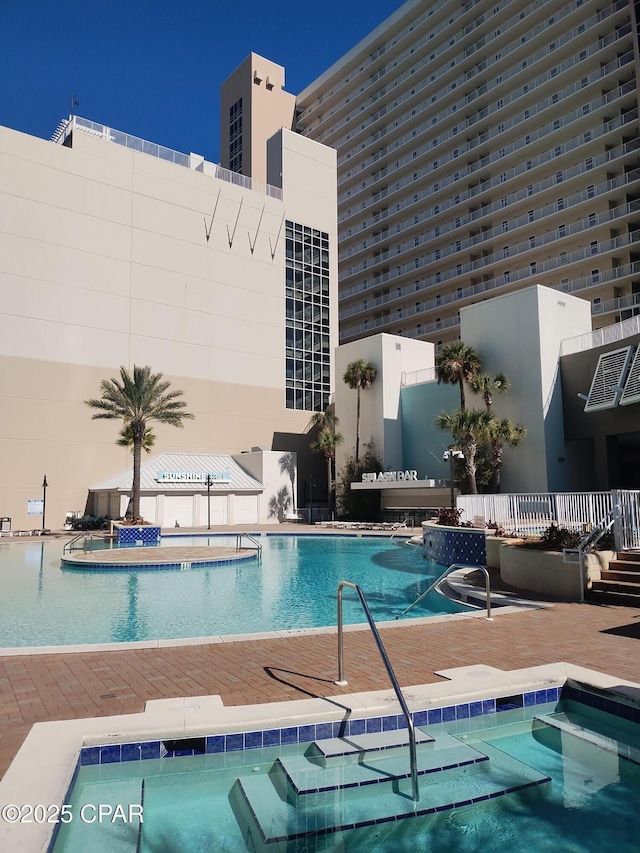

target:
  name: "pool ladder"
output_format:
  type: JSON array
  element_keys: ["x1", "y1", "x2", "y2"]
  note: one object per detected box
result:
[
  {"x1": 62, "y1": 533, "x2": 99, "y2": 554},
  {"x1": 235, "y1": 532, "x2": 262, "y2": 560},
  {"x1": 335, "y1": 580, "x2": 420, "y2": 802},
  {"x1": 398, "y1": 563, "x2": 492, "y2": 620}
]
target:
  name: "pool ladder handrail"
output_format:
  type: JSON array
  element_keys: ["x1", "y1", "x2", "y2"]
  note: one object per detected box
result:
[
  {"x1": 335, "y1": 580, "x2": 420, "y2": 803},
  {"x1": 235, "y1": 532, "x2": 262, "y2": 559},
  {"x1": 62, "y1": 532, "x2": 99, "y2": 554},
  {"x1": 398, "y1": 563, "x2": 492, "y2": 620}
]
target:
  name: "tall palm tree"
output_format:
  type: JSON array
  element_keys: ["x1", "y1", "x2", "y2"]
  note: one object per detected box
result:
[
  {"x1": 311, "y1": 427, "x2": 344, "y2": 519},
  {"x1": 343, "y1": 359, "x2": 377, "y2": 461},
  {"x1": 117, "y1": 424, "x2": 156, "y2": 454},
  {"x1": 435, "y1": 341, "x2": 482, "y2": 410},
  {"x1": 469, "y1": 372, "x2": 511, "y2": 409},
  {"x1": 486, "y1": 417, "x2": 526, "y2": 492},
  {"x1": 436, "y1": 408, "x2": 493, "y2": 495},
  {"x1": 306, "y1": 402, "x2": 338, "y2": 434},
  {"x1": 86, "y1": 365, "x2": 194, "y2": 522}
]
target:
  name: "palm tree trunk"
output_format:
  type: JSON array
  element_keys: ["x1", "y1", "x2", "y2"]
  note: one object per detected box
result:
[
  {"x1": 355, "y1": 387, "x2": 361, "y2": 461},
  {"x1": 463, "y1": 437, "x2": 478, "y2": 494},
  {"x1": 131, "y1": 420, "x2": 147, "y2": 522},
  {"x1": 459, "y1": 377, "x2": 466, "y2": 410},
  {"x1": 132, "y1": 436, "x2": 142, "y2": 521},
  {"x1": 326, "y1": 455, "x2": 333, "y2": 520}
]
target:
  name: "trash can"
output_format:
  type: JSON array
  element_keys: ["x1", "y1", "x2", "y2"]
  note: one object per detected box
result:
[{"x1": 0, "y1": 517, "x2": 11, "y2": 532}]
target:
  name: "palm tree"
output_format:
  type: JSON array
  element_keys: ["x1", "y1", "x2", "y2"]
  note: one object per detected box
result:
[
  {"x1": 117, "y1": 424, "x2": 156, "y2": 454},
  {"x1": 435, "y1": 341, "x2": 482, "y2": 410},
  {"x1": 311, "y1": 428, "x2": 344, "y2": 519},
  {"x1": 343, "y1": 359, "x2": 377, "y2": 461},
  {"x1": 85, "y1": 365, "x2": 194, "y2": 522},
  {"x1": 278, "y1": 452, "x2": 297, "y2": 513},
  {"x1": 469, "y1": 372, "x2": 511, "y2": 409},
  {"x1": 306, "y1": 402, "x2": 338, "y2": 434},
  {"x1": 486, "y1": 417, "x2": 526, "y2": 492},
  {"x1": 436, "y1": 408, "x2": 493, "y2": 495}
]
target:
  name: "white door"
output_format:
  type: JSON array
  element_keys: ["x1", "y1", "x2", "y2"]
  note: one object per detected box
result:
[
  {"x1": 234, "y1": 495, "x2": 258, "y2": 525},
  {"x1": 201, "y1": 495, "x2": 227, "y2": 526},
  {"x1": 164, "y1": 496, "x2": 194, "y2": 528},
  {"x1": 139, "y1": 496, "x2": 157, "y2": 524}
]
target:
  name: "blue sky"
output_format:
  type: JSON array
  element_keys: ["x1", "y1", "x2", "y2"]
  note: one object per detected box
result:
[{"x1": 1, "y1": 0, "x2": 400, "y2": 164}]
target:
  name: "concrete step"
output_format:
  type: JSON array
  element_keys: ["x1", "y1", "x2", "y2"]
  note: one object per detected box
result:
[
  {"x1": 590, "y1": 579, "x2": 640, "y2": 596},
  {"x1": 587, "y1": 587, "x2": 640, "y2": 607},
  {"x1": 607, "y1": 559, "x2": 640, "y2": 573},
  {"x1": 614, "y1": 551, "x2": 640, "y2": 564},
  {"x1": 231, "y1": 741, "x2": 550, "y2": 849},
  {"x1": 308, "y1": 728, "x2": 434, "y2": 766},
  {"x1": 599, "y1": 569, "x2": 640, "y2": 583},
  {"x1": 276, "y1": 733, "x2": 487, "y2": 798},
  {"x1": 533, "y1": 712, "x2": 640, "y2": 766}
]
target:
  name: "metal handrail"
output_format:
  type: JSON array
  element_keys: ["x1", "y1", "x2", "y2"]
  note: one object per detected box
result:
[
  {"x1": 389, "y1": 518, "x2": 410, "y2": 540},
  {"x1": 62, "y1": 533, "x2": 98, "y2": 554},
  {"x1": 235, "y1": 532, "x2": 262, "y2": 558},
  {"x1": 335, "y1": 580, "x2": 419, "y2": 802},
  {"x1": 398, "y1": 563, "x2": 492, "y2": 620},
  {"x1": 577, "y1": 508, "x2": 617, "y2": 603}
]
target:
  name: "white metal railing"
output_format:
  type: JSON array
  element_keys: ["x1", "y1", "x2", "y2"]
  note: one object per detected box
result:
[
  {"x1": 560, "y1": 316, "x2": 640, "y2": 356},
  {"x1": 457, "y1": 492, "x2": 614, "y2": 535},
  {"x1": 402, "y1": 367, "x2": 436, "y2": 386},
  {"x1": 612, "y1": 490, "x2": 640, "y2": 552},
  {"x1": 57, "y1": 117, "x2": 283, "y2": 200}
]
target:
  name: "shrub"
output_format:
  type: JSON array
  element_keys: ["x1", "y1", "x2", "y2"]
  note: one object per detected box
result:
[{"x1": 436, "y1": 506, "x2": 464, "y2": 527}]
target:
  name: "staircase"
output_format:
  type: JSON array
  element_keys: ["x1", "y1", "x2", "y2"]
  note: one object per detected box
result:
[
  {"x1": 588, "y1": 551, "x2": 640, "y2": 606},
  {"x1": 225, "y1": 728, "x2": 550, "y2": 851}
]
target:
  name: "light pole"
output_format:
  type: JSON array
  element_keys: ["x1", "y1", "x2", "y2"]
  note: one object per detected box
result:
[
  {"x1": 206, "y1": 474, "x2": 212, "y2": 530},
  {"x1": 442, "y1": 450, "x2": 464, "y2": 509},
  {"x1": 42, "y1": 475, "x2": 48, "y2": 531}
]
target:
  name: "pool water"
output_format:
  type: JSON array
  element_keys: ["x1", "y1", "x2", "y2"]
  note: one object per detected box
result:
[
  {"x1": 53, "y1": 698, "x2": 640, "y2": 852},
  {"x1": 0, "y1": 536, "x2": 467, "y2": 648}
]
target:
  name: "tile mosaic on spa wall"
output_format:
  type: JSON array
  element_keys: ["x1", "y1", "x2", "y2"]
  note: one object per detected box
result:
[{"x1": 422, "y1": 525, "x2": 486, "y2": 568}]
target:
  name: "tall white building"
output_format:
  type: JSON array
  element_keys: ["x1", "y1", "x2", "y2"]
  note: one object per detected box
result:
[
  {"x1": 0, "y1": 64, "x2": 337, "y2": 528},
  {"x1": 295, "y1": 0, "x2": 640, "y2": 350}
]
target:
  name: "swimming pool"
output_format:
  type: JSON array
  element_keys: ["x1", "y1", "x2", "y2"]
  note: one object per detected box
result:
[
  {"x1": 50, "y1": 680, "x2": 640, "y2": 852},
  {"x1": 0, "y1": 535, "x2": 468, "y2": 648}
]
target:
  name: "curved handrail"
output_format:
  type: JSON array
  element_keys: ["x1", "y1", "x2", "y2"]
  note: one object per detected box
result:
[
  {"x1": 235, "y1": 532, "x2": 262, "y2": 559},
  {"x1": 335, "y1": 580, "x2": 419, "y2": 802},
  {"x1": 62, "y1": 533, "x2": 98, "y2": 554},
  {"x1": 398, "y1": 563, "x2": 492, "y2": 620}
]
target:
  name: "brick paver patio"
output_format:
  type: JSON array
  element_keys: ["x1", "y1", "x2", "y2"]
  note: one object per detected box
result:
[{"x1": 2, "y1": 599, "x2": 640, "y2": 779}]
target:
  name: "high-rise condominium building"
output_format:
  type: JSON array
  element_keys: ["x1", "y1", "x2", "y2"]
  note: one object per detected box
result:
[{"x1": 295, "y1": 0, "x2": 640, "y2": 349}]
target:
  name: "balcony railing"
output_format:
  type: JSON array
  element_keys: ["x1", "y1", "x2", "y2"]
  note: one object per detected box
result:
[{"x1": 58, "y1": 116, "x2": 283, "y2": 200}]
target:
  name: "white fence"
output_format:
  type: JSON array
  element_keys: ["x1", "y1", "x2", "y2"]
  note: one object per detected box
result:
[
  {"x1": 457, "y1": 492, "x2": 614, "y2": 535},
  {"x1": 458, "y1": 490, "x2": 640, "y2": 550}
]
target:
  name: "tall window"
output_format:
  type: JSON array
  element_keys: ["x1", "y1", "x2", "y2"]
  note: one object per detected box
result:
[
  {"x1": 285, "y1": 222, "x2": 331, "y2": 412},
  {"x1": 229, "y1": 98, "x2": 243, "y2": 173}
]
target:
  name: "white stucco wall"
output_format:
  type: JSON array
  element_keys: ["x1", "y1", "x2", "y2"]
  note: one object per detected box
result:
[
  {"x1": 460, "y1": 286, "x2": 591, "y2": 492},
  {"x1": 0, "y1": 122, "x2": 336, "y2": 528},
  {"x1": 334, "y1": 334, "x2": 434, "y2": 472}
]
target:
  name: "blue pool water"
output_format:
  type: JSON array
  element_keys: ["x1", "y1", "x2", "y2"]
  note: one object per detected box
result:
[
  {"x1": 52, "y1": 692, "x2": 640, "y2": 852},
  {"x1": 0, "y1": 535, "x2": 467, "y2": 648}
]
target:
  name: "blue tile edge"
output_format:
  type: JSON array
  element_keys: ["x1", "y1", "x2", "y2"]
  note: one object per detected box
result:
[{"x1": 78, "y1": 686, "x2": 570, "y2": 767}]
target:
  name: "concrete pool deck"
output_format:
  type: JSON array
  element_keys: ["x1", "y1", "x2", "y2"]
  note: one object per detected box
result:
[{"x1": 2, "y1": 524, "x2": 640, "y2": 783}]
